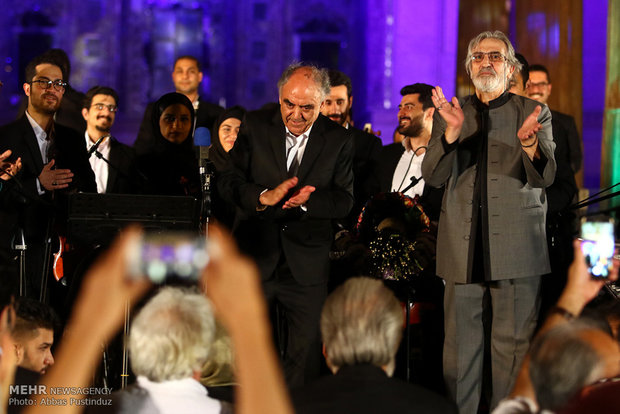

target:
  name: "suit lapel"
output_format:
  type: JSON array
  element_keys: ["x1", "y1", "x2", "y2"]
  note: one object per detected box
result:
[
  {"x1": 268, "y1": 111, "x2": 288, "y2": 180},
  {"x1": 106, "y1": 139, "x2": 119, "y2": 192},
  {"x1": 20, "y1": 116, "x2": 44, "y2": 173}
]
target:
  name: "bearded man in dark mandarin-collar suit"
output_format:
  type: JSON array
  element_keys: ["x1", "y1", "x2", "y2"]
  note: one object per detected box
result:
[
  {"x1": 422, "y1": 31, "x2": 556, "y2": 412},
  {"x1": 219, "y1": 64, "x2": 354, "y2": 387}
]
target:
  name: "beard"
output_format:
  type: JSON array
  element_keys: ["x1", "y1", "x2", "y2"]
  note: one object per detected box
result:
[
  {"x1": 32, "y1": 93, "x2": 60, "y2": 115},
  {"x1": 95, "y1": 124, "x2": 111, "y2": 133},
  {"x1": 398, "y1": 113, "x2": 424, "y2": 137},
  {"x1": 472, "y1": 67, "x2": 503, "y2": 93},
  {"x1": 327, "y1": 111, "x2": 348, "y2": 126},
  {"x1": 95, "y1": 115, "x2": 113, "y2": 133}
]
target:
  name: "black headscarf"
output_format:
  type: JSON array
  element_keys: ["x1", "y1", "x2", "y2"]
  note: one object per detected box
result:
[
  {"x1": 151, "y1": 92, "x2": 196, "y2": 150},
  {"x1": 137, "y1": 92, "x2": 200, "y2": 196},
  {"x1": 209, "y1": 105, "x2": 246, "y2": 171}
]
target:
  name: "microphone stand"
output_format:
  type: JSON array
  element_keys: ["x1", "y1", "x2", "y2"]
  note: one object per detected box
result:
[
  {"x1": 199, "y1": 158, "x2": 214, "y2": 236},
  {"x1": 92, "y1": 149, "x2": 135, "y2": 184},
  {"x1": 400, "y1": 176, "x2": 422, "y2": 195},
  {"x1": 13, "y1": 228, "x2": 27, "y2": 297}
]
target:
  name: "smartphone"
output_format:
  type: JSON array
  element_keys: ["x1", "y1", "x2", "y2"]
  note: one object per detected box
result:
[
  {"x1": 127, "y1": 232, "x2": 209, "y2": 283},
  {"x1": 580, "y1": 219, "x2": 615, "y2": 279}
]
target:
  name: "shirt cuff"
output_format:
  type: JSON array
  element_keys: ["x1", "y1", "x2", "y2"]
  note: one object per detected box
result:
[
  {"x1": 256, "y1": 188, "x2": 268, "y2": 211},
  {"x1": 36, "y1": 177, "x2": 45, "y2": 195}
]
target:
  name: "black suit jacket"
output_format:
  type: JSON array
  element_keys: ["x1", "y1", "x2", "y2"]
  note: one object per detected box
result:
[
  {"x1": 547, "y1": 111, "x2": 578, "y2": 213},
  {"x1": 133, "y1": 97, "x2": 223, "y2": 155},
  {"x1": 0, "y1": 116, "x2": 96, "y2": 245},
  {"x1": 551, "y1": 110, "x2": 582, "y2": 174},
  {"x1": 347, "y1": 125, "x2": 382, "y2": 223},
  {"x1": 375, "y1": 142, "x2": 444, "y2": 221},
  {"x1": 219, "y1": 110, "x2": 354, "y2": 285},
  {"x1": 105, "y1": 137, "x2": 138, "y2": 194},
  {"x1": 291, "y1": 364, "x2": 457, "y2": 414}
]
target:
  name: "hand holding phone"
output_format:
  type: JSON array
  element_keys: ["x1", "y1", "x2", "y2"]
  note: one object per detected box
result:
[
  {"x1": 580, "y1": 219, "x2": 615, "y2": 279},
  {"x1": 127, "y1": 232, "x2": 209, "y2": 283}
]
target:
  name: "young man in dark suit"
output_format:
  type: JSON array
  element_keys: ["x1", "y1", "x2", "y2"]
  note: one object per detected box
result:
[
  {"x1": 321, "y1": 70, "x2": 382, "y2": 222},
  {"x1": 0, "y1": 52, "x2": 96, "y2": 299},
  {"x1": 219, "y1": 64, "x2": 354, "y2": 387},
  {"x1": 81, "y1": 86, "x2": 136, "y2": 194},
  {"x1": 375, "y1": 83, "x2": 443, "y2": 221},
  {"x1": 527, "y1": 64, "x2": 582, "y2": 174}
]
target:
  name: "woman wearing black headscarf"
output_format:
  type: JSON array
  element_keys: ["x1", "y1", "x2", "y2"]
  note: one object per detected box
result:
[
  {"x1": 136, "y1": 92, "x2": 201, "y2": 197},
  {"x1": 208, "y1": 105, "x2": 246, "y2": 229},
  {"x1": 208, "y1": 105, "x2": 246, "y2": 172}
]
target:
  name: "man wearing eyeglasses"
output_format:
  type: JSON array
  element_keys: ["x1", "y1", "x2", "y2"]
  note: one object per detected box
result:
[
  {"x1": 422, "y1": 31, "x2": 556, "y2": 413},
  {"x1": 0, "y1": 52, "x2": 96, "y2": 299},
  {"x1": 527, "y1": 64, "x2": 582, "y2": 174},
  {"x1": 81, "y1": 86, "x2": 136, "y2": 194}
]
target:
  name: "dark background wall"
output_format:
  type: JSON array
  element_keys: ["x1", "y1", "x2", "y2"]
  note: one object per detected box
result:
[{"x1": 0, "y1": 0, "x2": 612, "y2": 189}]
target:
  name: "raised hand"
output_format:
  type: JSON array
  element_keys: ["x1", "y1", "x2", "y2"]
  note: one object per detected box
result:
[
  {"x1": 38, "y1": 159, "x2": 73, "y2": 191},
  {"x1": 556, "y1": 240, "x2": 618, "y2": 316},
  {"x1": 517, "y1": 106, "x2": 542, "y2": 145},
  {"x1": 431, "y1": 86, "x2": 464, "y2": 143},
  {"x1": 517, "y1": 106, "x2": 543, "y2": 160},
  {"x1": 0, "y1": 149, "x2": 21, "y2": 181},
  {"x1": 282, "y1": 185, "x2": 315, "y2": 209}
]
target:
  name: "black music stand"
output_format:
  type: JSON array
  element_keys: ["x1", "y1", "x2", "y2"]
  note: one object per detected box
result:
[
  {"x1": 66, "y1": 193, "x2": 199, "y2": 388},
  {"x1": 67, "y1": 193, "x2": 199, "y2": 245}
]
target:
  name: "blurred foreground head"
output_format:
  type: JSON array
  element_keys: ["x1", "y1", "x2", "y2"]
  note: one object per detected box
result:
[
  {"x1": 320, "y1": 277, "x2": 403, "y2": 376},
  {"x1": 129, "y1": 287, "x2": 215, "y2": 381}
]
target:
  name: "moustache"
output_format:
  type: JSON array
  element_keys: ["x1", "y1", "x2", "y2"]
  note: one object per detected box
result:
[
  {"x1": 478, "y1": 67, "x2": 497, "y2": 76},
  {"x1": 97, "y1": 115, "x2": 112, "y2": 122},
  {"x1": 42, "y1": 93, "x2": 58, "y2": 101}
]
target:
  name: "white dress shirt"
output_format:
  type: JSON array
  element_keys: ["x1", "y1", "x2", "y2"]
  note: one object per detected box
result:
[
  {"x1": 25, "y1": 110, "x2": 49, "y2": 195},
  {"x1": 85, "y1": 132, "x2": 110, "y2": 194},
  {"x1": 391, "y1": 137, "x2": 426, "y2": 198},
  {"x1": 136, "y1": 376, "x2": 223, "y2": 414}
]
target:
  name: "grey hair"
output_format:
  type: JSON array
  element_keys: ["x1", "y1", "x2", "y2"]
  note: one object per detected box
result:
[
  {"x1": 129, "y1": 287, "x2": 215, "y2": 382},
  {"x1": 529, "y1": 319, "x2": 612, "y2": 411},
  {"x1": 277, "y1": 62, "x2": 331, "y2": 101},
  {"x1": 465, "y1": 30, "x2": 522, "y2": 77},
  {"x1": 320, "y1": 277, "x2": 403, "y2": 375}
]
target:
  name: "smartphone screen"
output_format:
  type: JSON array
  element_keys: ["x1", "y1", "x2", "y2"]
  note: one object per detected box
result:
[
  {"x1": 127, "y1": 232, "x2": 208, "y2": 283},
  {"x1": 580, "y1": 220, "x2": 615, "y2": 279}
]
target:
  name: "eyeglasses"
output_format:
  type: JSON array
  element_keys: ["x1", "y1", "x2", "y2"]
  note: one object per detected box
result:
[
  {"x1": 470, "y1": 52, "x2": 505, "y2": 63},
  {"x1": 91, "y1": 103, "x2": 118, "y2": 112},
  {"x1": 30, "y1": 79, "x2": 67, "y2": 92},
  {"x1": 528, "y1": 81, "x2": 550, "y2": 88}
]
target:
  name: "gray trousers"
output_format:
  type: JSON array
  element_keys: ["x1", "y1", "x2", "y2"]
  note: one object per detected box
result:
[{"x1": 443, "y1": 276, "x2": 541, "y2": 414}]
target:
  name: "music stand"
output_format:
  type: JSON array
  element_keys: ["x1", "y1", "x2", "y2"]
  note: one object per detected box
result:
[
  {"x1": 66, "y1": 193, "x2": 199, "y2": 388},
  {"x1": 67, "y1": 193, "x2": 199, "y2": 244}
]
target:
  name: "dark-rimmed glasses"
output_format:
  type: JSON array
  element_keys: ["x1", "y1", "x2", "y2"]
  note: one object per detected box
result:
[
  {"x1": 470, "y1": 52, "x2": 505, "y2": 63},
  {"x1": 91, "y1": 103, "x2": 118, "y2": 112},
  {"x1": 528, "y1": 81, "x2": 550, "y2": 89},
  {"x1": 30, "y1": 79, "x2": 67, "y2": 92}
]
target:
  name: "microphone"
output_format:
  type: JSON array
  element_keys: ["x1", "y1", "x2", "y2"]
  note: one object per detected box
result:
[
  {"x1": 88, "y1": 134, "x2": 111, "y2": 157},
  {"x1": 401, "y1": 176, "x2": 422, "y2": 194},
  {"x1": 194, "y1": 127, "x2": 211, "y2": 162}
]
